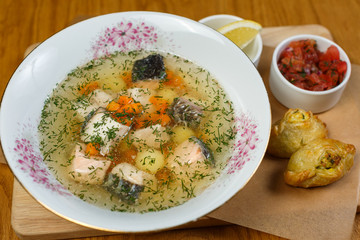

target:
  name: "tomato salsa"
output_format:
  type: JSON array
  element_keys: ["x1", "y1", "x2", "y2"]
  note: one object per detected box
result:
[{"x1": 277, "y1": 39, "x2": 347, "y2": 91}]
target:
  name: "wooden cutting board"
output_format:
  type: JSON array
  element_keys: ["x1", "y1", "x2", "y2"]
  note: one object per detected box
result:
[{"x1": 8, "y1": 24, "x2": 360, "y2": 239}]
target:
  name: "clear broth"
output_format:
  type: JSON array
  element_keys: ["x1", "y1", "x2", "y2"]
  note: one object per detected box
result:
[{"x1": 38, "y1": 51, "x2": 236, "y2": 212}]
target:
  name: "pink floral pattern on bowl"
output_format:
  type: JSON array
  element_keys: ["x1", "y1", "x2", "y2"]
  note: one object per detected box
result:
[
  {"x1": 91, "y1": 20, "x2": 175, "y2": 58},
  {"x1": 227, "y1": 113, "x2": 260, "y2": 174},
  {"x1": 13, "y1": 123, "x2": 71, "y2": 196}
]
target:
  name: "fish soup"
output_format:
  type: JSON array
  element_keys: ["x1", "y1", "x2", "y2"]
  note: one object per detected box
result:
[{"x1": 38, "y1": 51, "x2": 236, "y2": 212}]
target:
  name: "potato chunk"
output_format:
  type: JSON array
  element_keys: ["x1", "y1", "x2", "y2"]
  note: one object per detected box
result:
[
  {"x1": 171, "y1": 125, "x2": 195, "y2": 145},
  {"x1": 99, "y1": 75, "x2": 127, "y2": 92},
  {"x1": 135, "y1": 148, "x2": 165, "y2": 174},
  {"x1": 157, "y1": 88, "x2": 177, "y2": 104}
]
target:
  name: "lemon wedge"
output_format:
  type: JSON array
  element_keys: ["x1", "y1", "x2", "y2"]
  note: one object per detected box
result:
[{"x1": 217, "y1": 20, "x2": 262, "y2": 49}]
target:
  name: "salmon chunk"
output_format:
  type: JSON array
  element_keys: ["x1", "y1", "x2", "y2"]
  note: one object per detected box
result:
[
  {"x1": 89, "y1": 89, "x2": 114, "y2": 108},
  {"x1": 75, "y1": 89, "x2": 115, "y2": 119},
  {"x1": 127, "y1": 87, "x2": 158, "y2": 114},
  {"x1": 167, "y1": 137, "x2": 214, "y2": 180},
  {"x1": 130, "y1": 124, "x2": 170, "y2": 149},
  {"x1": 68, "y1": 143, "x2": 111, "y2": 185}
]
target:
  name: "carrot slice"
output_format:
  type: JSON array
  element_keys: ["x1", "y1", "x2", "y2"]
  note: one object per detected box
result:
[
  {"x1": 117, "y1": 102, "x2": 143, "y2": 115},
  {"x1": 149, "y1": 96, "x2": 169, "y2": 114},
  {"x1": 155, "y1": 167, "x2": 171, "y2": 184},
  {"x1": 133, "y1": 114, "x2": 150, "y2": 129},
  {"x1": 163, "y1": 70, "x2": 185, "y2": 90},
  {"x1": 121, "y1": 71, "x2": 133, "y2": 88},
  {"x1": 129, "y1": 103, "x2": 143, "y2": 115},
  {"x1": 123, "y1": 148, "x2": 137, "y2": 164},
  {"x1": 158, "y1": 113, "x2": 171, "y2": 126},
  {"x1": 165, "y1": 70, "x2": 174, "y2": 79},
  {"x1": 134, "y1": 112, "x2": 171, "y2": 129},
  {"x1": 85, "y1": 142, "x2": 100, "y2": 156},
  {"x1": 79, "y1": 81, "x2": 99, "y2": 95},
  {"x1": 106, "y1": 101, "x2": 121, "y2": 112},
  {"x1": 117, "y1": 95, "x2": 133, "y2": 105},
  {"x1": 111, "y1": 113, "x2": 132, "y2": 126}
]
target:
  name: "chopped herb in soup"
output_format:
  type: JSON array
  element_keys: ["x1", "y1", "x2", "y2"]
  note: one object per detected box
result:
[{"x1": 38, "y1": 51, "x2": 236, "y2": 213}]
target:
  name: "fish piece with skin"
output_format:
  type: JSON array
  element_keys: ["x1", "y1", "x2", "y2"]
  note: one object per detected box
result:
[
  {"x1": 169, "y1": 97, "x2": 203, "y2": 129},
  {"x1": 80, "y1": 108, "x2": 131, "y2": 155},
  {"x1": 131, "y1": 54, "x2": 166, "y2": 82},
  {"x1": 68, "y1": 143, "x2": 111, "y2": 185},
  {"x1": 103, "y1": 162, "x2": 157, "y2": 204},
  {"x1": 112, "y1": 162, "x2": 157, "y2": 187},
  {"x1": 167, "y1": 137, "x2": 214, "y2": 181}
]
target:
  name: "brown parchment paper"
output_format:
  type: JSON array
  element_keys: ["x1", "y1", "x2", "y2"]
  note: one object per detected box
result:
[{"x1": 208, "y1": 45, "x2": 360, "y2": 240}]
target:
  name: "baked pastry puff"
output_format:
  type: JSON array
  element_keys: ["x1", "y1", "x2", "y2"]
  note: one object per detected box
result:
[
  {"x1": 267, "y1": 108, "x2": 328, "y2": 158},
  {"x1": 284, "y1": 138, "x2": 356, "y2": 188}
]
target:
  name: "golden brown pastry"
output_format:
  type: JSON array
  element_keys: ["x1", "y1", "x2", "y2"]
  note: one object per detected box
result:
[
  {"x1": 267, "y1": 108, "x2": 328, "y2": 158},
  {"x1": 284, "y1": 138, "x2": 356, "y2": 188}
]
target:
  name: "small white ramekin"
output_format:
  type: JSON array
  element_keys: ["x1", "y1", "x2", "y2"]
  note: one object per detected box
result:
[
  {"x1": 269, "y1": 34, "x2": 351, "y2": 113},
  {"x1": 199, "y1": 14, "x2": 263, "y2": 68}
]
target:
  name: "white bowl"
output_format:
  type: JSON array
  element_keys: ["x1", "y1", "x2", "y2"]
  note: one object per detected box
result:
[
  {"x1": 1, "y1": 12, "x2": 271, "y2": 232},
  {"x1": 269, "y1": 34, "x2": 351, "y2": 113},
  {"x1": 199, "y1": 14, "x2": 263, "y2": 68}
]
